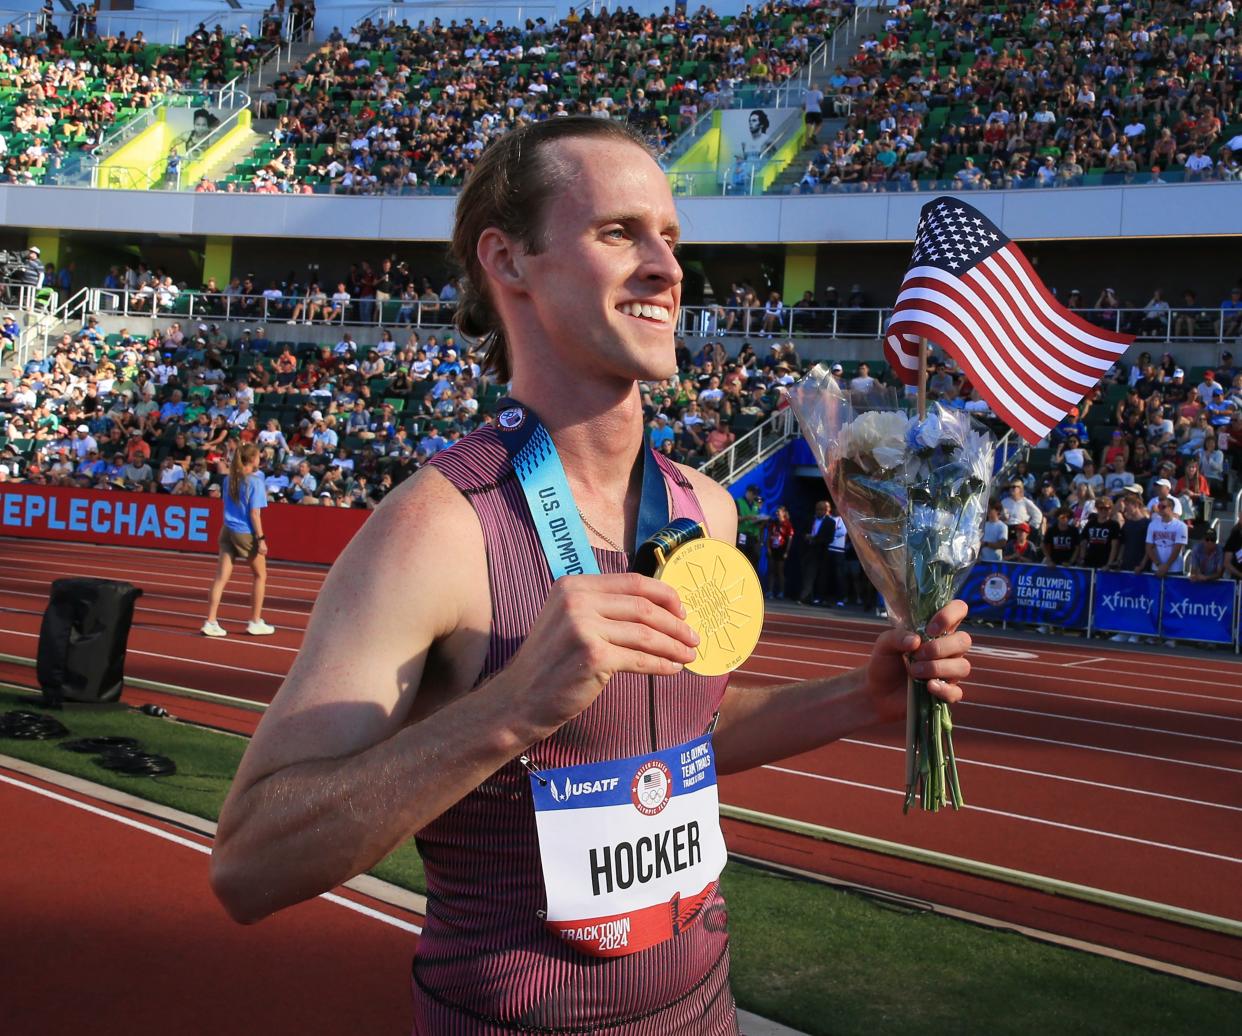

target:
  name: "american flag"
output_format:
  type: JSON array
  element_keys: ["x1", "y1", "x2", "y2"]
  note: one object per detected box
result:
[{"x1": 884, "y1": 197, "x2": 1134, "y2": 445}]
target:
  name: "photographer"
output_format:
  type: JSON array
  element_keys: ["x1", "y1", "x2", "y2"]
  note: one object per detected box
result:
[{"x1": 736, "y1": 483, "x2": 769, "y2": 572}]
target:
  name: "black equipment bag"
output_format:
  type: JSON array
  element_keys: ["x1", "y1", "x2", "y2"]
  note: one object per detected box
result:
[{"x1": 37, "y1": 578, "x2": 143, "y2": 705}]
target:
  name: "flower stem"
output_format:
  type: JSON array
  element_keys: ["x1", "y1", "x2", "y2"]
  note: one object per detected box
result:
[{"x1": 904, "y1": 678, "x2": 964, "y2": 812}]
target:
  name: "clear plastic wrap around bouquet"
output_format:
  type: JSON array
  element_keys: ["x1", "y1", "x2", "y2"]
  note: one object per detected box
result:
[{"x1": 788, "y1": 365, "x2": 996, "y2": 812}]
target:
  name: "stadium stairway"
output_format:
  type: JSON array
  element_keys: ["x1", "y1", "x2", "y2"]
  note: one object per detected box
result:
[
  {"x1": 190, "y1": 125, "x2": 265, "y2": 189},
  {"x1": 766, "y1": 117, "x2": 848, "y2": 193},
  {"x1": 762, "y1": 2, "x2": 892, "y2": 194}
]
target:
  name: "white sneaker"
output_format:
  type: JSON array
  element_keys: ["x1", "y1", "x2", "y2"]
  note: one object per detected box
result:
[
  {"x1": 1109, "y1": 633, "x2": 1128, "y2": 642},
  {"x1": 201, "y1": 620, "x2": 227, "y2": 637},
  {"x1": 247, "y1": 619, "x2": 276, "y2": 636},
  {"x1": 1127, "y1": 635, "x2": 1141, "y2": 643}
]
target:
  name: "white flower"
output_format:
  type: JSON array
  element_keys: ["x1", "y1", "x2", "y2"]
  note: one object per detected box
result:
[{"x1": 840, "y1": 410, "x2": 911, "y2": 473}]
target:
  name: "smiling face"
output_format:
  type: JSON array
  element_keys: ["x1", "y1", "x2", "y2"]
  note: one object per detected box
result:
[{"x1": 500, "y1": 137, "x2": 683, "y2": 386}]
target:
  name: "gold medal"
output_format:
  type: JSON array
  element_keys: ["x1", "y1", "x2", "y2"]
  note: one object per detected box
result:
[{"x1": 653, "y1": 536, "x2": 765, "y2": 677}]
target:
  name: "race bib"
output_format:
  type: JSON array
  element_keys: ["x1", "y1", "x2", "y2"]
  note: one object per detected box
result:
[{"x1": 530, "y1": 734, "x2": 727, "y2": 958}]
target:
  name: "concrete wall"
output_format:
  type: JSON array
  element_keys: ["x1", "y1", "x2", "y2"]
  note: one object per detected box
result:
[{"x1": 6, "y1": 182, "x2": 1241, "y2": 245}]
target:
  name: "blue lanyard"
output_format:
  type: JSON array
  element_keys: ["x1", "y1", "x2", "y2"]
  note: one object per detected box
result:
[{"x1": 494, "y1": 398, "x2": 669, "y2": 581}]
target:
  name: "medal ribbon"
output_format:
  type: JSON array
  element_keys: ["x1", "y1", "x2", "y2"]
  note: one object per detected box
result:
[{"x1": 495, "y1": 398, "x2": 670, "y2": 580}]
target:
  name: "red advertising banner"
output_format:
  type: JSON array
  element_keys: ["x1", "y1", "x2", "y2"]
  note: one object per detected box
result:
[{"x1": 0, "y1": 483, "x2": 368, "y2": 566}]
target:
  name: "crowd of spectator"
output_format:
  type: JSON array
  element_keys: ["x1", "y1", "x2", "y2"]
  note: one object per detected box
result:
[
  {"x1": 1, "y1": 285, "x2": 1240, "y2": 633},
  {"x1": 0, "y1": 13, "x2": 283, "y2": 185},
  {"x1": 791, "y1": 0, "x2": 1241, "y2": 194},
  {"x1": 0, "y1": 310, "x2": 499, "y2": 508},
  {"x1": 226, "y1": 2, "x2": 848, "y2": 194}
]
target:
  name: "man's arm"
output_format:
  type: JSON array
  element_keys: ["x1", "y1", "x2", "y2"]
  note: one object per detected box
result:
[
  {"x1": 677, "y1": 466, "x2": 970, "y2": 777},
  {"x1": 211, "y1": 468, "x2": 697, "y2": 924}
]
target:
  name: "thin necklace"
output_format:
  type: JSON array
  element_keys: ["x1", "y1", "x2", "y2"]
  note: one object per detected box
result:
[{"x1": 579, "y1": 511, "x2": 626, "y2": 553}]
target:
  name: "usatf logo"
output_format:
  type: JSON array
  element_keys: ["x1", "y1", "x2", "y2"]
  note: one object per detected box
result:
[
  {"x1": 981, "y1": 573, "x2": 1011, "y2": 606},
  {"x1": 548, "y1": 775, "x2": 621, "y2": 803},
  {"x1": 631, "y1": 760, "x2": 672, "y2": 816},
  {"x1": 498, "y1": 407, "x2": 526, "y2": 430}
]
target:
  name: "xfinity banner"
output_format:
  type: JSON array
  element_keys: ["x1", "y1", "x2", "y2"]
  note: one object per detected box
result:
[
  {"x1": 1160, "y1": 578, "x2": 1237, "y2": 644},
  {"x1": 958, "y1": 562, "x2": 1090, "y2": 629},
  {"x1": 1091, "y1": 571, "x2": 1162, "y2": 637}
]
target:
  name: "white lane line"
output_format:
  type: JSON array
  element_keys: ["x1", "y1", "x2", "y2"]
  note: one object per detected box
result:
[
  {"x1": 0, "y1": 574, "x2": 315, "y2": 619},
  {"x1": 959, "y1": 683, "x2": 1242, "y2": 724},
  {"x1": 0, "y1": 628, "x2": 287, "y2": 679},
  {"x1": 0, "y1": 772, "x2": 422, "y2": 934},
  {"x1": 966, "y1": 701, "x2": 1242, "y2": 747},
  {"x1": 0, "y1": 596, "x2": 304, "y2": 641},
  {"x1": 733, "y1": 666, "x2": 1240, "y2": 774},
  {"x1": 762, "y1": 611, "x2": 1242, "y2": 678},
  {"x1": 743, "y1": 654, "x2": 1242, "y2": 738},
  {"x1": 752, "y1": 765, "x2": 1242, "y2": 865},
  {"x1": 0, "y1": 544, "x2": 330, "y2": 586},
  {"x1": 2, "y1": 559, "x2": 324, "y2": 596},
  {"x1": 756, "y1": 628, "x2": 1242, "y2": 695},
  {"x1": 0, "y1": 536, "x2": 331, "y2": 574},
  {"x1": 1062, "y1": 656, "x2": 1106, "y2": 668},
  {"x1": 953, "y1": 725, "x2": 1242, "y2": 775},
  {"x1": 838, "y1": 738, "x2": 1242, "y2": 814}
]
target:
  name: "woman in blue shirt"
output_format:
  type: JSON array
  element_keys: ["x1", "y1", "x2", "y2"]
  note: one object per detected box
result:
[{"x1": 202, "y1": 442, "x2": 275, "y2": 637}]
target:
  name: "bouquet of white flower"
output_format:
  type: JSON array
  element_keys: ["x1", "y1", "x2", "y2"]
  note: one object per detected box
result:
[{"x1": 788, "y1": 365, "x2": 995, "y2": 812}]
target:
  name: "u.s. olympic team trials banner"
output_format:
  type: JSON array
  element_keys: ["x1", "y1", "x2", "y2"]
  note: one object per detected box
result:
[
  {"x1": 959, "y1": 561, "x2": 1090, "y2": 629},
  {"x1": 1091, "y1": 570, "x2": 1162, "y2": 637}
]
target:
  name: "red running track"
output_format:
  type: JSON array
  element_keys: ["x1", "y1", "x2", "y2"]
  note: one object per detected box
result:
[
  {"x1": 0, "y1": 766, "x2": 422, "y2": 1035},
  {"x1": 3, "y1": 538, "x2": 1241, "y2": 980}
]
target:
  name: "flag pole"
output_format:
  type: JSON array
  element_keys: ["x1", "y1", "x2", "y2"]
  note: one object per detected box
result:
[{"x1": 917, "y1": 337, "x2": 929, "y2": 420}]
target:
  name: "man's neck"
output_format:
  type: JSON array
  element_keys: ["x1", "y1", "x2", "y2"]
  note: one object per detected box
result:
[{"x1": 508, "y1": 375, "x2": 646, "y2": 506}]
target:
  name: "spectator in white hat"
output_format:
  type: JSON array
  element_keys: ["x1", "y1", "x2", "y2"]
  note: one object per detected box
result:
[{"x1": 1147, "y1": 476, "x2": 1183, "y2": 517}]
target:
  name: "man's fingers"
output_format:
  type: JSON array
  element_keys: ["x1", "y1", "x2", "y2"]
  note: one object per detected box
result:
[
  {"x1": 926, "y1": 599, "x2": 969, "y2": 638},
  {"x1": 566, "y1": 573, "x2": 687, "y2": 618},
  {"x1": 599, "y1": 620, "x2": 698, "y2": 666},
  {"x1": 595, "y1": 594, "x2": 700, "y2": 647},
  {"x1": 927, "y1": 680, "x2": 964, "y2": 704},
  {"x1": 909, "y1": 656, "x2": 971, "y2": 683},
  {"x1": 913, "y1": 630, "x2": 972, "y2": 661},
  {"x1": 877, "y1": 627, "x2": 920, "y2": 655}
]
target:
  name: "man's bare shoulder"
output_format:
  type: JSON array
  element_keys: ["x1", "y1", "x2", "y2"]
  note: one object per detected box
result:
[
  {"x1": 315, "y1": 463, "x2": 484, "y2": 636},
  {"x1": 670, "y1": 460, "x2": 737, "y2": 539}
]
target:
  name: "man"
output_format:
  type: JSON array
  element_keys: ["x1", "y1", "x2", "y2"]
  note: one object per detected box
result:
[
  {"x1": 1004, "y1": 522, "x2": 1038, "y2": 562},
  {"x1": 1074, "y1": 496, "x2": 1121, "y2": 569},
  {"x1": 1002, "y1": 479, "x2": 1044, "y2": 539},
  {"x1": 798, "y1": 499, "x2": 835, "y2": 605},
  {"x1": 1147, "y1": 476, "x2": 1183, "y2": 518},
  {"x1": 1114, "y1": 489, "x2": 1151, "y2": 573},
  {"x1": 1146, "y1": 497, "x2": 1188, "y2": 576},
  {"x1": 211, "y1": 118, "x2": 971, "y2": 1030},
  {"x1": 1042, "y1": 508, "x2": 1080, "y2": 567},
  {"x1": 735, "y1": 484, "x2": 768, "y2": 571}
]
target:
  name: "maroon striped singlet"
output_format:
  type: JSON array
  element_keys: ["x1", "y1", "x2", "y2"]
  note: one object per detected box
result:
[{"x1": 416, "y1": 427, "x2": 738, "y2": 1034}]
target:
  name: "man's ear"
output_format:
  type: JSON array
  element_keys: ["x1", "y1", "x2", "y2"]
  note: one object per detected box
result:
[{"x1": 476, "y1": 227, "x2": 527, "y2": 298}]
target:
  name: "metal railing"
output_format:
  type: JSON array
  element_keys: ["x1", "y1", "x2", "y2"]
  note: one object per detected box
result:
[
  {"x1": 52, "y1": 291, "x2": 1242, "y2": 346},
  {"x1": 87, "y1": 288, "x2": 462, "y2": 329},
  {"x1": 699, "y1": 407, "x2": 797, "y2": 486},
  {"x1": 676, "y1": 303, "x2": 1242, "y2": 345}
]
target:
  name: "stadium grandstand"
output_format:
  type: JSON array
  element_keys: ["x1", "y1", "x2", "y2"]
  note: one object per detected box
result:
[
  {"x1": 2, "y1": 3, "x2": 1242, "y2": 1033},
  {"x1": 0, "y1": 0, "x2": 1238, "y2": 599}
]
